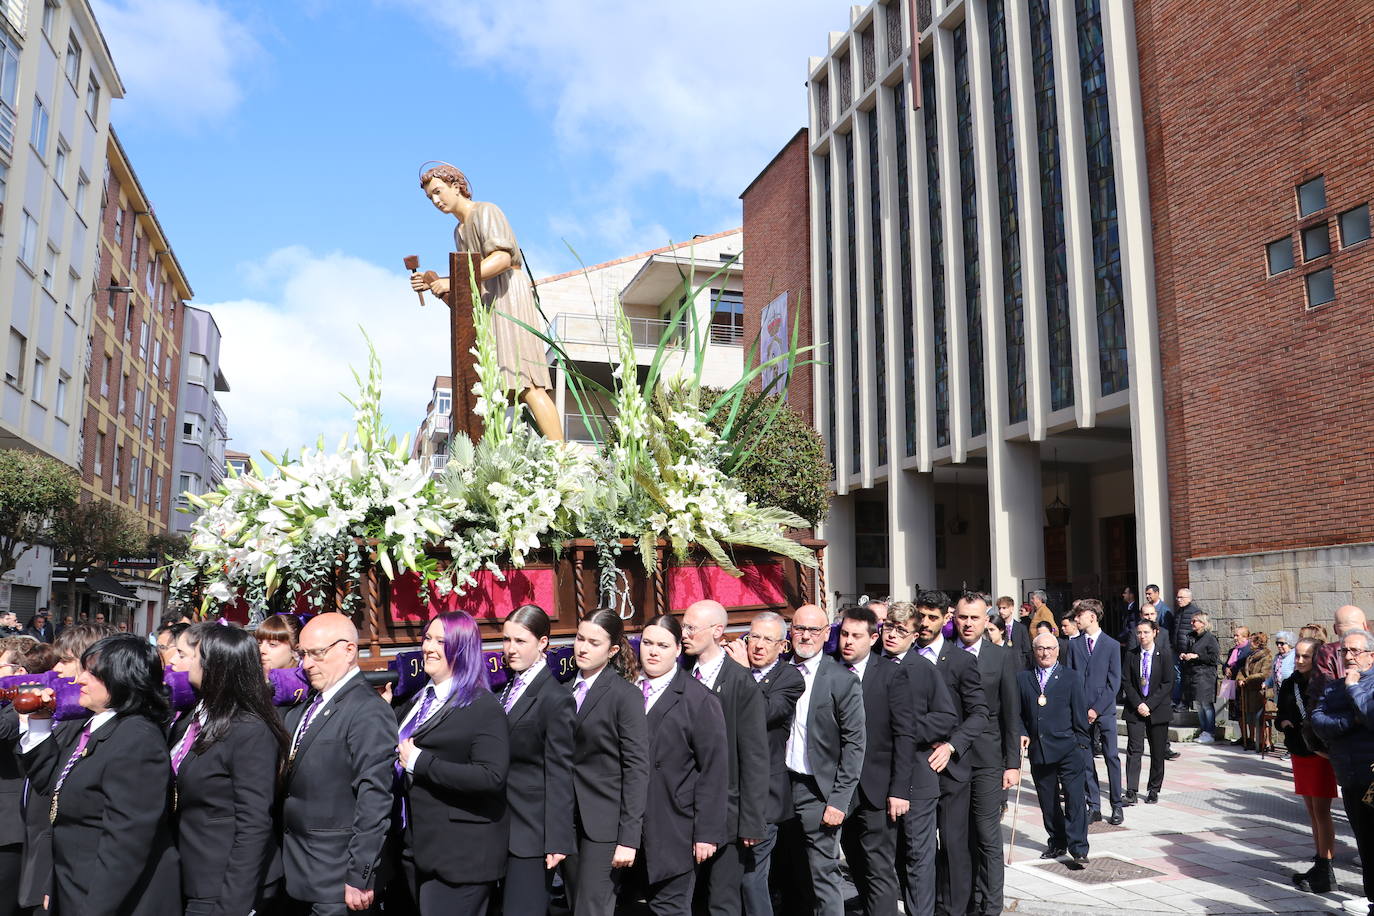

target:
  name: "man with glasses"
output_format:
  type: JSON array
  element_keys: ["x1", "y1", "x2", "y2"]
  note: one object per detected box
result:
[
  {"x1": 1311, "y1": 629, "x2": 1374, "y2": 916},
  {"x1": 281, "y1": 613, "x2": 396, "y2": 914},
  {"x1": 1017, "y1": 633, "x2": 1090, "y2": 867},
  {"x1": 725, "y1": 612, "x2": 803, "y2": 916},
  {"x1": 1171, "y1": 589, "x2": 1199, "y2": 711},
  {"x1": 777, "y1": 604, "x2": 865, "y2": 916},
  {"x1": 680, "y1": 599, "x2": 768, "y2": 916}
]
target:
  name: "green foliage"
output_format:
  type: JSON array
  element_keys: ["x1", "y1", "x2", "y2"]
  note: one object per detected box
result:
[
  {"x1": 51, "y1": 499, "x2": 149, "y2": 567},
  {"x1": 701, "y1": 387, "x2": 831, "y2": 528},
  {"x1": 0, "y1": 449, "x2": 81, "y2": 577}
]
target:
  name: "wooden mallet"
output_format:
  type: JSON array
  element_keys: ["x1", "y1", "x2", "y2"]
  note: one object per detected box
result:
[{"x1": 404, "y1": 255, "x2": 438, "y2": 307}]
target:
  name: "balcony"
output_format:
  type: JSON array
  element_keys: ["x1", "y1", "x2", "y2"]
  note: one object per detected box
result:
[
  {"x1": 550, "y1": 313, "x2": 744, "y2": 350},
  {"x1": 427, "y1": 413, "x2": 451, "y2": 438},
  {"x1": 429, "y1": 454, "x2": 448, "y2": 477},
  {"x1": 0, "y1": 99, "x2": 12, "y2": 157}
]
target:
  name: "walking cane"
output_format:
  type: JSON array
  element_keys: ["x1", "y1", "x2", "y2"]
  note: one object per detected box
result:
[{"x1": 1006, "y1": 743, "x2": 1026, "y2": 866}]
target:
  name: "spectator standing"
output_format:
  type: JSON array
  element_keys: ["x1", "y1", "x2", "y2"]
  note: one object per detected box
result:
[
  {"x1": 1143, "y1": 586, "x2": 1173, "y2": 638},
  {"x1": 1028, "y1": 591, "x2": 1056, "y2": 633},
  {"x1": 994, "y1": 597, "x2": 1033, "y2": 671},
  {"x1": 1276, "y1": 637, "x2": 1338, "y2": 895},
  {"x1": 22, "y1": 612, "x2": 52, "y2": 644},
  {"x1": 1171, "y1": 589, "x2": 1200, "y2": 709},
  {"x1": 1237, "y1": 633, "x2": 1272, "y2": 751},
  {"x1": 1179, "y1": 613, "x2": 1221, "y2": 743},
  {"x1": 1309, "y1": 606, "x2": 1368, "y2": 706},
  {"x1": 0, "y1": 612, "x2": 19, "y2": 638},
  {"x1": 1267, "y1": 632, "x2": 1296, "y2": 695}
]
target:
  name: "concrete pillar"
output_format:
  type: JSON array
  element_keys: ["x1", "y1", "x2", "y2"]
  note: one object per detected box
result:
[
  {"x1": 988, "y1": 441, "x2": 1046, "y2": 599},
  {"x1": 822, "y1": 492, "x2": 858, "y2": 611},
  {"x1": 889, "y1": 468, "x2": 937, "y2": 602}
]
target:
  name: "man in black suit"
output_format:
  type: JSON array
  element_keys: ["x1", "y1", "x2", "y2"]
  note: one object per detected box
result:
[
  {"x1": 1068, "y1": 599, "x2": 1125, "y2": 826},
  {"x1": 901, "y1": 590, "x2": 988, "y2": 916},
  {"x1": 282, "y1": 613, "x2": 397, "y2": 914},
  {"x1": 724, "y1": 610, "x2": 803, "y2": 916},
  {"x1": 880, "y1": 602, "x2": 957, "y2": 916},
  {"x1": 681, "y1": 599, "x2": 769, "y2": 916},
  {"x1": 780, "y1": 603, "x2": 865, "y2": 916},
  {"x1": 953, "y1": 594, "x2": 1022, "y2": 916},
  {"x1": 995, "y1": 597, "x2": 1033, "y2": 671},
  {"x1": 835, "y1": 605, "x2": 914, "y2": 916},
  {"x1": 22, "y1": 611, "x2": 53, "y2": 644},
  {"x1": 1122, "y1": 619, "x2": 1174, "y2": 804},
  {"x1": 1018, "y1": 633, "x2": 1090, "y2": 865}
]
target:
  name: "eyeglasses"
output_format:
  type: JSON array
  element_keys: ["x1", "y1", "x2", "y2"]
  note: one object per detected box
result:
[
  {"x1": 744, "y1": 634, "x2": 784, "y2": 645},
  {"x1": 300, "y1": 638, "x2": 349, "y2": 661},
  {"x1": 1033, "y1": 646, "x2": 1058, "y2": 652},
  {"x1": 681, "y1": 623, "x2": 719, "y2": 638},
  {"x1": 1340, "y1": 647, "x2": 1373, "y2": 657},
  {"x1": 791, "y1": 625, "x2": 828, "y2": 637},
  {"x1": 885, "y1": 625, "x2": 914, "y2": 638}
]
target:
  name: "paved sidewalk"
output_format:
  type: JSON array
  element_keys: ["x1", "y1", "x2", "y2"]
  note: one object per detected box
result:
[{"x1": 998, "y1": 736, "x2": 1363, "y2": 914}]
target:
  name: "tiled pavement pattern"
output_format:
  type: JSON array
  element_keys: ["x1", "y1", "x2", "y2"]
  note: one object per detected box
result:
[{"x1": 994, "y1": 735, "x2": 1363, "y2": 914}]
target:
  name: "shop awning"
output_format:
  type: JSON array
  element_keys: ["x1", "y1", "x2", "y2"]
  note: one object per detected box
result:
[{"x1": 85, "y1": 570, "x2": 139, "y2": 602}]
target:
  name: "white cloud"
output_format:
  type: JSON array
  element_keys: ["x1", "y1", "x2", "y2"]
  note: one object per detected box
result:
[
  {"x1": 93, "y1": 0, "x2": 260, "y2": 127},
  {"x1": 402, "y1": 0, "x2": 840, "y2": 199},
  {"x1": 204, "y1": 247, "x2": 452, "y2": 457}
]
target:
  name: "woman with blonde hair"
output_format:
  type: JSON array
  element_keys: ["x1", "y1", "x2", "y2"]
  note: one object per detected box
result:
[{"x1": 1179, "y1": 613, "x2": 1221, "y2": 743}]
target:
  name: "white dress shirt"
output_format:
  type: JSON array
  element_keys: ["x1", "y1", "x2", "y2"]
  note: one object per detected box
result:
[
  {"x1": 785, "y1": 654, "x2": 821, "y2": 775},
  {"x1": 401, "y1": 675, "x2": 456, "y2": 772},
  {"x1": 639, "y1": 668, "x2": 676, "y2": 714},
  {"x1": 292, "y1": 666, "x2": 361, "y2": 750},
  {"x1": 918, "y1": 634, "x2": 946, "y2": 665},
  {"x1": 962, "y1": 637, "x2": 984, "y2": 658},
  {"x1": 753, "y1": 659, "x2": 780, "y2": 682},
  {"x1": 844, "y1": 652, "x2": 871, "y2": 682},
  {"x1": 503, "y1": 657, "x2": 547, "y2": 709},
  {"x1": 693, "y1": 650, "x2": 727, "y2": 691},
  {"x1": 20, "y1": 708, "x2": 116, "y2": 752}
]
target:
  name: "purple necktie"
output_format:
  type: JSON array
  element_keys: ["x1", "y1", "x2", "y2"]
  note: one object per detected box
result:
[
  {"x1": 642, "y1": 679, "x2": 653, "y2": 711},
  {"x1": 289, "y1": 693, "x2": 323, "y2": 763},
  {"x1": 501, "y1": 672, "x2": 525, "y2": 713},
  {"x1": 963, "y1": 643, "x2": 976, "y2": 653},
  {"x1": 1141, "y1": 652, "x2": 1151, "y2": 697},
  {"x1": 1088, "y1": 636, "x2": 1096, "y2": 655},
  {"x1": 574, "y1": 680, "x2": 588, "y2": 711},
  {"x1": 1006, "y1": 621, "x2": 1014, "y2": 644},
  {"x1": 55, "y1": 725, "x2": 92, "y2": 795},
  {"x1": 848, "y1": 663, "x2": 858, "y2": 673},
  {"x1": 1038, "y1": 665, "x2": 1054, "y2": 692},
  {"x1": 171, "y1": 720, "x2": 200, "y2": 774},
  {"x1": 400, "y1": 687, "x2": 437, "y2": 745},
  {"x1": 694, "y1": 668, "x2": 704, "y2": 682}
]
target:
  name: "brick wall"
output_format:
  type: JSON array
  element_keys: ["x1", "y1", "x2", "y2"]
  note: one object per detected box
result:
[
  {"x1": 1137, "y1": 0, "x2": 1374, "y2": 586},
  {"x1": 741, "y1": 128, "x2": 814, "y2": 424}
]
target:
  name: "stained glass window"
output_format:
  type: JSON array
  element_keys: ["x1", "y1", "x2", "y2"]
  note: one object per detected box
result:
[
  {"x1": 847, "y1": 134, "x2": 862, "y2": 470},
  {"x1": 868, "y1": 110, "x2": 888, "y2": 465},
  {"x1": 823, "y1": 158, "x2": 836, "y2": 469},
  {"x1": 923, "y1": 53, "x2": 949, "y2": 448},
  {"x1": 894, "y1": 81, "x2": 916, "y2": 457},
  {"x1": 989, "y1": 0, "x2": 1026, "y2": 424},
  {"x1": 954, "y1": 23, "x2": 985, "y2": 438}
]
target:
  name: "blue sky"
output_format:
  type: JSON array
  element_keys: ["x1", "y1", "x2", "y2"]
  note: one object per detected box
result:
[{"x1": 97, "y1": 0, "x2": 844, "y2": 456}]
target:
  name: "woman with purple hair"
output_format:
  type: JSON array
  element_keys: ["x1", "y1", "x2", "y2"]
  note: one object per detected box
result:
[{"x1": 394, "y1": 610, "x2": 511, "y2": 914}]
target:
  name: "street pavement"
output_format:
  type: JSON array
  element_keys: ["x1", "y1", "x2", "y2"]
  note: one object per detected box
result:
[{"x1": 992, "y1": 733, "x2": 1364, "y2": 915}]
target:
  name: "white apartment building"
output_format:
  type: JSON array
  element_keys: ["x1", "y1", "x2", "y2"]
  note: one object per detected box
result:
[
  {"x1": 0, "y1": 0, "x2": 120, "y2": 464},
  {"x1": 809, "y1": 0, "x2": 1168, "y2": 610}
]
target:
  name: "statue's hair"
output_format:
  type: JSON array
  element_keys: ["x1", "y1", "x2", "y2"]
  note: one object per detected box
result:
[{"x1": 418, "y1": 161, "x2": 472, "y2": 199}]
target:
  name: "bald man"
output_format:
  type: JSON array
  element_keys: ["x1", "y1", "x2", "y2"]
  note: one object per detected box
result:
[
  {"x1": 1310, "y1": 605, "x2": 1368, "y2": 706},
  {"x1": 681, "y1": 599, "x2": 769, "y2": 915},
  {"x1": 281, "y1": 613, "x2": 398, "y2": 914}
]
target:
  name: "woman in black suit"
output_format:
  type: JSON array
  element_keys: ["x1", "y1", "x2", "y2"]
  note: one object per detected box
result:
[
  {"x1": 19, "y1": 634, "x2": 181, "y2": 915},
  {"x1": 564, "y1": 608, "x2": 650, "y2": 915},
  {"x1": 1179, "y1": 613, "x2": 1221, "y2": 743},
  {"x1": 634, "y1": 614, "x2": 728, "y2": 915},
  {"x1": 169, "y1": 623, "x2": 287, "y2": 915},
  {"x1": 396, "y1": 610, "x2": 510, "y2": 915},
  {"x1": 497, "y1": 605, "x2": 576, "y2": 915},
  {"x1": 1122, "y1": 618, "x2": 1174, "y2": 805}
]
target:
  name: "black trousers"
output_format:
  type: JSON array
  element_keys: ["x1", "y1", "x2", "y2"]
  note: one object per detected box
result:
[
  {"x1": 647, "y1": 867, "x2": 695, "y2": 916},
  {"x1": 896, "y1": 796, "x2": 939, "y2": 916},
  {"x1": 967, "y1": 768, "x2": 1006, "y2": 916},
  {"x1": 693, "y1": 838, "x2": 744, "y2": 915},
  {"x1": 499, "y1": 854, "x2": 554, "y2": 915},
  {"x1": 839, "y1": 801, "x2": 899, "y2": 916},
  {"x1": 417, "y1": 877, "x2": 491, "y2": 915},
  {"x1": 1342, "y1": 779, "x2": 1374, "y2": 902},
  {"x1": 0, "y1": 843, "x2": 20, "y2": 916},
  {"x1": 1031, "y1": 756, "x2": 1088, "y2": 856},
  {"x1": 934, "y1": 778, "x2": 971, "y2": 916},
  {"x1": 562, "y1": 836, "x2": 621, "y2": 915},
  {"x1": 1125, "y1": 719, "x2": 1169, "y2": 795}
]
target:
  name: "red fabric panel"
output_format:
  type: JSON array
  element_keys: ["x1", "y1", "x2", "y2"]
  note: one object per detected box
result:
[
  {"x1": 389, "y1": 568, "x2": 558, "y2": 621},
  {"x1": 668, "y1": 562, "x2": 785, "y2": 612}
]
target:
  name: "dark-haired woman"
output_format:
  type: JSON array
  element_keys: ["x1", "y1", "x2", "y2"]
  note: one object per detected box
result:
[
  {"x1": 395, "y1": 611, "x2": 510, "y2": 914},
  {"x1": 18, "y1": 634, "x2": 180, "y2": 914},
  {"x1": 1278, "y1": 637, "x2": 1339, "y2": 893},
  {"x1": 169, "y1": 623, "x2": 288, "y2": 915},
  {"x1": 563, "y1": 608, "x2": 650, "y2": 915},
  {"x1": 498, "y1": 604, "x2": 576, "y2": 916},
  {"x1": 634, "y1": 614, "x2": 728, "y2": 915},
  {"x1": 254, "y1": 614, "x2": 302, "y2": 676}
]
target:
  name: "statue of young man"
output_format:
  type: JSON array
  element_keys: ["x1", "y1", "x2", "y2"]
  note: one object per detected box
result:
[{"x1": 411, "y1": 163, "x2": 562, "y2": 440}]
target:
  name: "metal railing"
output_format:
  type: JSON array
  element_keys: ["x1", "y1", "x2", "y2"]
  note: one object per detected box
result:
[
  {"x1": 550, "y1": 313, "x2": 744, "y2": 349},
  {"x1": 427, "y1": 413, "x2": 450, "y2": 437}
]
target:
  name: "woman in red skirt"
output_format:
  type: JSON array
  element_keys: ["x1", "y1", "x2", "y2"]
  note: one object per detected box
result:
[{"x1": 1277, "y1": 636, "x2": 1338, "y2": 894}]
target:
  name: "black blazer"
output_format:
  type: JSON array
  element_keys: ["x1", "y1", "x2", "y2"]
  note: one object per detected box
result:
[
  {"x1": 756, "y1": 661, "x2": 804, "y2": 824},
  {"x1": 172, "y1": 712, "x2": 281, "y2": 910},
  {"x1": 1017, "y1": 665, "x2": 1090, "y2": 766},
  {"x1": 1001, "y1": 619, "x2": 1034, "y2": 671},
  {"x1": 398, "y1": 688, "x2": 510, "y2": 885},
  {"x1": 20, "y1": 713, "x2": 180, "y2": 916},
  {"x1": 926, "y1": 641, "x2": 990, "y2": 784},
  {"x1": 1, "y1": 707, "x2": 81, "y2": 909},
  {"x1": 969, "y1": 641, "x2": 1023, "y2": 771},
  {"x1": 504, "y1": 665, "x2": 577, "y2": 858},
  {"x1": 0, "y1": 707, "x2": 23, "y2": 848},
  {"x1": 281, "y1": 672, "x2": 397, "y2": 901},
  {"x1": 843, "y1": 653, "x2": 915, "y2": 809},
  {"x1": 643, "y1": 670, "x2": 729, "y2": 883},
  {"x1": 698, "y1": 655, "x2": 769, "y2": 841},
  {"x1": 1068, "y1": 631, "x2": 1123, "y2": 717},
  {"x1": 892, "y1": 653, "x2": 958, "y2": 800},
  {"x1": 1123, "y1": 645, "x2": 1175, "y2": 725},
  {"x1": 792, "y1": 654, "x2": 866, "y2": 811},
  {"x1": 569, "y1": 670, "x2": 650, "y2": 847}
]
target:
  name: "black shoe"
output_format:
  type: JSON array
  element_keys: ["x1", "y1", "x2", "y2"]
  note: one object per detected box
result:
[
  {"x1": 1088, "y1": 809, "x2": 1103, "y2": 823},
  {"x1": 1145, "y1": 791, "x2": 1159, "y2": 804},
  {"x1": 1069, "y1": 853, "x2": 1089, "y2": 869},
  {"x1": 1165, "y1": 750, "x2": 1181, "y2": 760},
  {"x1": 1121, "y1": 792, "x2": 1137, "y2": 807},
  {"x1": 1295, "y1": 856, "x2": 1337, "y2": 893},
  {"x1": 1040, "y1": 846, "x2": 1066, "y2": 859},
  {"x1": 1108, "y1": 805, "x2": 1125, "y2": 826}
]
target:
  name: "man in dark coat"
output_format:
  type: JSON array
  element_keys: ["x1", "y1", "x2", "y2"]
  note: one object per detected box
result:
[
  {"x1": 1017, "y1": 633, "x2": 1090, "y2": 865},
  {"x1": 1068, "y1": 599, "x2": 1124, "y2": 826}
]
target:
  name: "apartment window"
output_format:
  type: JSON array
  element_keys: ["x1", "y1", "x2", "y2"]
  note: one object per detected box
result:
[
  {"x1": 53, "y1": 138, "x2": 67, "y2": 187},
  {"x1": 75, "y1": 171, "x2": 88, "y2": 213},
  {"x1": 65, "y1": 33, "x2": 81, "y2": 87},
  {"x1": 0, "y1": 35, "x2": 16, "y2": 157},
  {"x1": 0, "y1": 161, "x2": 7, "y2": 226},
  {"x1": 114, "y1": 445, "x2": 123, "y2": 487},
  {"x1": 1340, "y1": 204, "x2": 1371, "y2": 246},
  {"x1": 55, "y1": 372, "x2": 67, "y2": 414},
  {"x1": 145, "y1": 255, "x2": 155, "y2": 296},
  {"x1": 146, "y1": 403, "x2": 154, "y2": 438},
  {"x1": 5, "y1": 329, "x2": 25, "y2": 388},
  {"x1": 142, "y1": 466, "x2": 151, "y2": 503},
  {"x1": 41, "y1": 245, "x2": 57, "y2": 292},
  {"x1": 159, "y1": 413, "x2": 166, "y2": 445},
  {"x1": 124, "y1": 301, "x2": 134, "y2": 343},
  {"x1": 130, "y1": 229, "x2": 140, "y2": 270},
  {"x1": 1266, "y1": 238, "x2": 1294, "y2": 275},
  {"x1": 151, "y1": 337, "x2": 161, "y2": 371},
  {"x1": 95, "y1": 431, "x2": 105, "y2": 476},
  {"x1": 41, "y1": 0, "x2": 57, "y2": 38},
  {"x1": 1297, "y1": 176, "x2": 1326, "y2": 217},
  {"x1": 65, "y1": 271, "x2": 79, "y2": 313},
  {"x1": 113, "y1": 206, "x2": 123, "y2": 246},
  {"x1": 1306, "y1": 267, "x2": 1335, "y2": 307},
  {"x1": 436, "y1": 390, "x2": 452, "y2": 415},
  {"x1": 31, "y1": 355, "x2": 46, "y2": 402},
  {"x1": 85, "y1": 73, "x2": 100, "y2": 122},
  {"x1": 183, "y1": 413, "x2": 204, "y2": 442},
  {"x1": 101, "y1": 354, "x2": 110, "y2": 396},
  {"x1": 155, "y1": 477, "x2": 162, "y2": 513},
  {"x1": 18, "y1": 210, "x2": 37, "y2": 267},
  {"x1": 118, "y1": 372, "x2": 127, "y2": 414},
  {"x1": 129, "y1": 458, "x2": 139, "y2": 499},
  {"x1": 138, "y1": 321, "x2": 149, "y2": 360},
  {"x1": 186, "y1": 353, "x2": 208, "y2": 385},
  {"x1": 163, "y1": 355, "x2": 172, "y2": 381},
  {"x1": 30, "y1": 97, "x2": 48, "y2": 157},
  {"x1": 1302, "y1": 223, "x2": 1330, "y2": 261},
  {"x1": 133, "y1": 388, "x2": 144, "y2": 427}
]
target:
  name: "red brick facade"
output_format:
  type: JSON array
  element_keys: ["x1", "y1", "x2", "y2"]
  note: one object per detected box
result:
[
  {"x1": 1137, "y1": 1, "x2": 1374, "y2": 584},
  {"x1": 741, "y1": 128, "x2": 814, "y2": 423}
]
